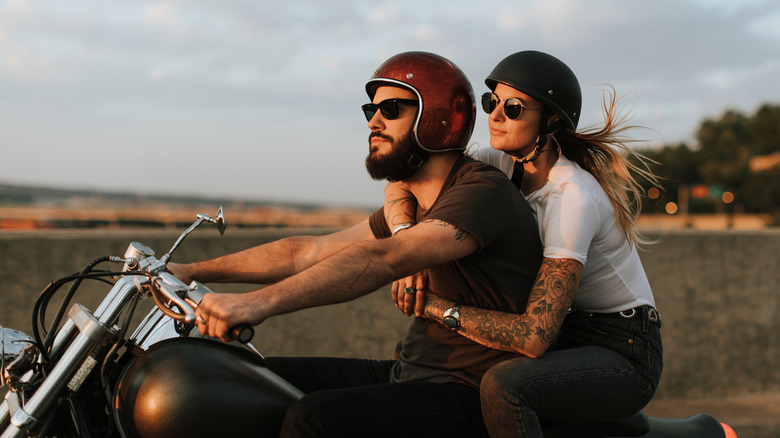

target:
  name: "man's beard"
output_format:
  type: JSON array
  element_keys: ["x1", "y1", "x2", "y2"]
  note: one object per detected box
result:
[{"x1": 365, "y1": 130, "x2": 422, "y2": 181}]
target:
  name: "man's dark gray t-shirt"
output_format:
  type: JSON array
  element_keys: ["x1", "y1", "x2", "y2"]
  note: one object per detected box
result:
[{"x1": 369, "y1": 155, "x2": 543, "y2": 387}]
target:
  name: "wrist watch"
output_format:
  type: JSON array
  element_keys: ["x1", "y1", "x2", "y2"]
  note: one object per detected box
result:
[{"x1": 442, "y1": 305, "x2": 460, "y2": 331}]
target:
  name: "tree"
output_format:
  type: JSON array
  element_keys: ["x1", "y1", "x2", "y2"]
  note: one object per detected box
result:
[
  {"x1": 695, "y1": 109, "x2": 752, "y2": 191},
  {"x1": 631, "y1": 103, "x2": 780, "y2": 220},
  {"x1": 750, "y1": 104, "x2": 780, "y2": 155},
  {"x1": 633, "y1": 142, "x2": 701, "y2": 213}
]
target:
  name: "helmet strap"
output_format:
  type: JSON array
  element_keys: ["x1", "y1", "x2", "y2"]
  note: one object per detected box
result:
[
  {"x1": 388, "y1": 146, "x2": 428, "y2": 182},
  {"x1": 516, "y1": 109, "x2": 552, "y2": 164},
  {"x1": 517, "y1": 141, "x2": 544, "y2": 164}
]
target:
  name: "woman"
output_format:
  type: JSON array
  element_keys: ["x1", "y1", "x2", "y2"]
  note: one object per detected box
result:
[{"x1": 384, "y1": 50, "x2": 663, "y2": 437}]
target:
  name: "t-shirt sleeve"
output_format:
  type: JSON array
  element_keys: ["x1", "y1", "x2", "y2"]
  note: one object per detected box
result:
[
  {"x1": 540, "y1": 182, "x2": 601, "y2": 264},
  {"x1": 425, "y1": 169, "x2": 521, "y2": 251},
  {"x1": 368, "y1": 207, "x2": 391, "y2": 239}
]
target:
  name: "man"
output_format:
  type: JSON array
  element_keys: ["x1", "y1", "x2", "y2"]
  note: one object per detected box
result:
[{"x1": 169, "y1": 51, "x2": 543, "y2": 437}]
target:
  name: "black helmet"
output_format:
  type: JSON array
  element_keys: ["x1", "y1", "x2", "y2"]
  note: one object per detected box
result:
[{"x1": 485, "y1": 51, "x2": 581, "y2": 130}]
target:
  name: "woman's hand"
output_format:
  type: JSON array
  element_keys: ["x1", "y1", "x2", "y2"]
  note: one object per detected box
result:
[{"x1": 391, "y1": 271, "x2": 428, "y2": 317}]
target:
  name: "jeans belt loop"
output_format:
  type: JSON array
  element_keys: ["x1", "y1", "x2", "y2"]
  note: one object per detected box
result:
[
  {"x1": 619, "y1": 305, "x2": 662, "y2": 329},
  {"x1": 647, "y1": 307, "x2": 662, "y2": 328}
]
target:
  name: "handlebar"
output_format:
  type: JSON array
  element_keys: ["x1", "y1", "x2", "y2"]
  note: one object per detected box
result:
[
  {"x1": 121, "y1": 207, "x2": 253, "y2": 344},
  {"x1": 230, "y1": 325, "x2": 255, "y2": 344},
  {"x1": 142, "y1": 264, "x2": 254, "y2": 344}
]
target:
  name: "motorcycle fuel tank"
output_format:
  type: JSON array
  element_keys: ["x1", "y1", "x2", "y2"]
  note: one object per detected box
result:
[{"x1": 114, "y1": 337, "x2": 303, "y2": 438}]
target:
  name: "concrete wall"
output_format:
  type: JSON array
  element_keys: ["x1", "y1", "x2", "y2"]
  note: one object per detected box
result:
[{"x1": 1, "y1": 228, "x2": 779, "y2": 400}]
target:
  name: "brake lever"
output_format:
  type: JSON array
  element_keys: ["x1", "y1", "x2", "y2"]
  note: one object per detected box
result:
[{"x1": 154, "y1": 272, "x2": 196, "y2": 324}]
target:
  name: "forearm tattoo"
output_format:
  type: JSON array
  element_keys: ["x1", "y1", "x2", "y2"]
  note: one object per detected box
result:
[
  {"x1": 526, "y1": 259, "x2": 580, "y2": 344},
  {"x1": 468, "y1": 259, "x2": 580, "y2": 351},
  {"x1": 424, "y1": 294, "x2": 449, "y2": 320},
  {"x1": 347, "y1": 260, "x2": 379, "y2": 294}
]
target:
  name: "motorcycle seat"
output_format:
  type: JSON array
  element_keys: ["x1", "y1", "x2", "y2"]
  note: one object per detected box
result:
[
  {"x1": 541, "y1": 411, "x2": 649, "y2": 437},
  {"x1": 541, "y1": 411, "x2": 727, "y2": 438}
]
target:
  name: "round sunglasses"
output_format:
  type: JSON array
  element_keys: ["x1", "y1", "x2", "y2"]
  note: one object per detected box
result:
[
  {"x1": 481, "y1": 92, "x2": 528, "y2": 120},
  {"x1": 362, "y1": 98, "x2": 418, "y2": 122}
]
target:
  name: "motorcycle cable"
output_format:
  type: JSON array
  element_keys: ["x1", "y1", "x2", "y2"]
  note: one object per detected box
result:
[
  {"x1": 40, "y1": 256, "x2": 113, "y2": 353},
  {"x1": 32, "y1": 271, "x2": 114, "y2": 364},
  {"x1": 31, "y1": 270, "x2": 152, "y2": 365},
  {"x1": 37, "y1": 273, "x2": 115, "y2": 337},
  {"x1": 100, "y1": 286, "x2": 143, "y2": 412}
]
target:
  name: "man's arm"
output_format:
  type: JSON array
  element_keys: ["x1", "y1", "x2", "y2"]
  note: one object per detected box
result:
[
  {"x1": 168, "y1": 219, "x2": 375, "y2": 285},
  {"x1": 423, "y1": 258, "x2": 582, "y2": 358},
  {"x1": 195, "y1": 218, "x2": 480, "y2": 341}
]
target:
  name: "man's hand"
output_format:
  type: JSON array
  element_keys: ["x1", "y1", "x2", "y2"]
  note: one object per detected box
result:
[
  {"x1": 194, "y1": 291, "x2": 267, "y2": 342},
  {"x1": 391, "y1": 271, "x2": 428, "y2": 317}
]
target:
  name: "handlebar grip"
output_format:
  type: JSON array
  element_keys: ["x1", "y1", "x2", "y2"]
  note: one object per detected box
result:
[{"x1": 230, "y1": 324, "x2": 254, "y2": 344}]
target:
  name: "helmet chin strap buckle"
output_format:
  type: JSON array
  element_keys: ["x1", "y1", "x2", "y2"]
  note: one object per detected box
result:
[
  {"x1": 387, "y1": 149, "x2": 427, "y2": 182},
  {"x1": 515, "y1": 135, "x2": 547, "y2": 164},
  {"x1": 407, "y1": 151, "x2": 426, "y2": 170},
  {"x1": 516, "y1": 109, "x2": 564, "y2": 164}
]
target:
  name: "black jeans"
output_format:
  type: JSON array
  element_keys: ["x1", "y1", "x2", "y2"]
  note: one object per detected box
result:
[
  {"x1": 265, "y1": 357, "x2": 489, "y2": 438},
  {"x1": 480, "y1": 307, "x2": 663, "y2": 438}
]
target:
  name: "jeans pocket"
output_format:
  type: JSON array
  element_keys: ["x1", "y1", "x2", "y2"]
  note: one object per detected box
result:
[{"x1": 579, "y1": 316, "x2": 637, "y2": 359}]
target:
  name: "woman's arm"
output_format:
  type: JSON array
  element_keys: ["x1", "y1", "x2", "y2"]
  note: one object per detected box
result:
[
  {"x1": 384, "y1": 181, "x2": 426, "y2": 315},
  {"x1": 423, "y1": 258, "x2": 583, "y2": 358},
  {"x1": 384, "y1": 181, "x2": 418, "y2": 233}
]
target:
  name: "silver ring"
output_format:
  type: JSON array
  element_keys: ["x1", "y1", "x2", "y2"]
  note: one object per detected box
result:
[
  {"x1": 404, "y1": 287, "x2": 414, "y2": 294},
  {"x1": 415, "y1": 287, "x2": 424, "y2": 291},
  {"x1": 196, "y1": 316, "x2": 208, "y2": 324}
]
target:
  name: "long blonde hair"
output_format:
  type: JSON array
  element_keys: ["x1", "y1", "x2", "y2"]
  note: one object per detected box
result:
[{"x1": 554, "y1": 86, "x2": 660, "y2": 246}]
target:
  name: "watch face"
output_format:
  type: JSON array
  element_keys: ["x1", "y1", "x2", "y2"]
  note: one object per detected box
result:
[{"x1": 443, "y1": 316, "x2": 459, "y2": 329}]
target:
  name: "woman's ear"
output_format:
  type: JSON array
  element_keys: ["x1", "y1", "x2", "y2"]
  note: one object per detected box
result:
[{"x1": 545, "y1": 114, "x2": 564, "y2": 135}]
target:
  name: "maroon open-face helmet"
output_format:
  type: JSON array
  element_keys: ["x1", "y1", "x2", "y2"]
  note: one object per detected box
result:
[{"x1": 366, "y1": 51, "x2": 476, "y2": 152}]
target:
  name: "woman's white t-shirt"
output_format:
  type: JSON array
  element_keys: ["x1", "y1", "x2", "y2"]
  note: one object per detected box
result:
[{"x1": 470, "y1": 147, "x2": 655, "y2": 313}]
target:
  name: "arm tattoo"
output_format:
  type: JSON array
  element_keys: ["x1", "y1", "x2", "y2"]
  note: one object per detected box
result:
[
  {"x1": 526, "y1": 259, "x2": 580, "y2": 344},
  {"x1": 346, "y1": 260, "x2": 379, "y2": 294},
  {"x1": 469, "y1": 309, "x2": 537, "y2": 351},
  {"x1": 385, "y1": 194, "x2": 417, "y2": 226},
  {"x1": 466, "y1": 259, "x2": 580, "y2": 352},
  {"x1": 424, "y1": 294, "x2": 449, "y2": 320},
  {"x1": 422, "y1": 219, "x2": 469, "y2": 242}
]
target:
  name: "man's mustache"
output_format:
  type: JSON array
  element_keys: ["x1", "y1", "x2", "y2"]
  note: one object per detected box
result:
[{"x1": 369, "y1": 131, "x2": 394, "y2": 143}]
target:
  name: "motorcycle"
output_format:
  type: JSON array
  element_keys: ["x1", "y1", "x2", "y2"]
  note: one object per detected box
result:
[
  {"x1": 1, "y1": 208, "x2": 302, "y2": 437},
  {"x1": 1, "y1": 208, "x2": 738, "y2": 437}
]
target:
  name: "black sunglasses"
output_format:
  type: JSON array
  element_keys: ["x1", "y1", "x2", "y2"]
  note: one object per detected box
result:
[
  {"x1": 481, "y1": 92, "x2": 527, "y2": 120},
  {"x1": 362, "y1": 98, "x2": 418, "y2": 122}
]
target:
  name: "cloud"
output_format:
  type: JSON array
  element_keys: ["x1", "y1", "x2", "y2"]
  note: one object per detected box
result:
[
  {"x1": 749, "y1": 8, "x2": 780, "y2": 40},
  {"x1": 0, "y1": 0, "x2": 778, "y2": 206}
]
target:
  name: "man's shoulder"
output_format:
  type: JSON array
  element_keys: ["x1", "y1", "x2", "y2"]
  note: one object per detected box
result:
[
  {"x1": 454, "y1": 155, "x2": 512, "y2": 184},
  {"x1": 433, "y1": 156, "x2": 532, "y2": 229}
]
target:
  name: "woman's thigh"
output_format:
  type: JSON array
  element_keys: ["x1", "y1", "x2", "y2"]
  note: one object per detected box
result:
[{"x1": 481, "y1": 346, "x2": 650, "y2": 424}]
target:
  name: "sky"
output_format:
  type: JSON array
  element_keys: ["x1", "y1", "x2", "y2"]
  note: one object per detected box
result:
[{"x1": 1, "y1": 0, "x2": 779, "y2": 209}]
